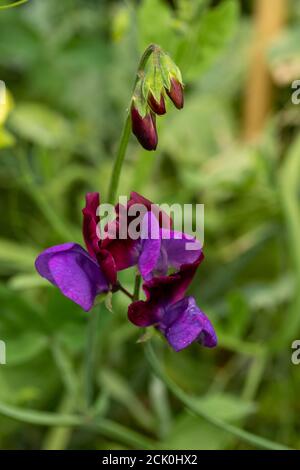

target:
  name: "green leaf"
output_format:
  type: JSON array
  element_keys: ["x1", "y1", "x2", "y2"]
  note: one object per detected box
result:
[
  {"x1": 0, "y1": 239, "x2": 37, "y2": 274},
  {"x1": 160, "y1": 95, "x2": 235, "y2": 164},
  {"x1": 8, "y1": 102, "x2": 72, "y2": 148},
  {"x1": 7, "y1": 332, "x2": 48, "y2": 366},
  {"x1": 162, "y1": 414, "x2": 232, "y2": 450},
  {"x1": 196, "y1": 393, "x2": 256, "y2": 422},
  {"x1": 137, "y1": 0, "x2": 177, "y2": 54},
  {"x1": 8, "y1": 273, "x2": 48, "y2": 290},
  {"x1": 181, "y1": 0, "x2": 239, "y2": 81}
]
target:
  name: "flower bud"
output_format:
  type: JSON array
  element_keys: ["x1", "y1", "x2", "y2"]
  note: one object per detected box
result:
[
  {"x1": 131, "y1": 104, "x2": 158, "y2": 151},
  {"x1": 129, "y1": 47, "x2": 184, "y2": 150},
  {"x1": 148, "y1": 92, "x2": 166, "y2": 115},
  {"x1": 159, "y1": 52, "x2": 184, "y2": 110},
  {"x1": 166, "y1": 77, "x2": 184, "y2": 109}
]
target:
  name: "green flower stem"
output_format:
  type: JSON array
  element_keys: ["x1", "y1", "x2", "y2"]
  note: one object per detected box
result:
[
  {"x1": 0, "y1": 0, "x2": 28, "y2": 9},
  {"x1": 107, "y1": 44, "x2": 159, "y2": 204},
  {"x1": 117, "y1": 282, "x2": 134, "y2": 300},
  {"x1": 51, "y1": 340, "x2": 79, "y2": 397},
  {"x1": 0, "y1": 400, "x2": 155, "y2": 449},
  {"x1": 84, "y1": 305, "x2": 101, "y2": 409},
  {"x1": 107, "y1": 114, "x2": 131, "y2": 204},
  {"x1": 133, "y1": 273, "x2": 141, "y2": 301},
  {"x1": 145, "y1": 342, "x2": 292, "y2": 451},
  {"x1": 137, "y1": 44, "x2": 160, "y2": 78}
]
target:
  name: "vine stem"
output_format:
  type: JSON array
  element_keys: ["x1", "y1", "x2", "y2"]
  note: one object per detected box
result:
[
  {"x1": 145, "y1": 342, "x2": 292, "y2": 451},
  {"x1": 84, "y1": 305, "x2": 100, "y2": 409},
  {"x1": 107, "y1": 115, "x2": 131, "y2": 204},
  {"x1": 107, "y1": 44, "x2": 159, "y2": 204},
  {"x1": 116, "y1": 282, "x2": 134, "y2": 300},
  {"x1": 0, "y1": 0, "x2": 28, "y2": 9},
  {"x1": 0, "y1": 400, "x2": 155, "y2": 449}
]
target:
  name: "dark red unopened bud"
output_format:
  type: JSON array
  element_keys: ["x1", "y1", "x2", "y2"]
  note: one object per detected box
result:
[
  {"x1": 148, "y1": 92, "x2": 166, "y2": 115},
  {"x1": 131, "y1": 105, "x2": 158, "y2": 151},
  {"x1": 166, "y1": 77, "x2": 184, "y2": 109}
]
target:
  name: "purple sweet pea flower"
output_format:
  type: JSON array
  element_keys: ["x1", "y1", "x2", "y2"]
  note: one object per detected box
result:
[
  {"x1": 128, "y1": 256, "x2": 217, "y2": 351},
  {"x1": 35, "y1": 191, "x2": 165, "y2": 311},
  {"x1": 34, "y1": 189, "x2": 215, "y2": 353}
]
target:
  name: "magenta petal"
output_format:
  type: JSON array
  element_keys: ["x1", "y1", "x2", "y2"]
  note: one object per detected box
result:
[
  {"x1": 129, "y1": 192, "x2": 172, "y2": 230},
  {"x1": 148, "y1": 93, "x2": 166, "y2": 115},
  {"x1": 128, "y1": 300, "x2": 159, "y2": 327},
  {"x1": 96, "y1": 249, "x2": 117, "y2": 286},
  {"x1": 102, "y1": 206, "x2": 140, "y2": 272},
  {"x1": 138, "y1": 212, "x2": 161, "y2": 281},
  {"x1": 131, "y1": 106, "x2": 158, "y2": 151},
  {"x1": 82, "y1": 192, "x2": 100, "y2": 258},
  {"x1": 35, "y1": 243, "x2": 108, "y2": 311},
  {"x1": 166, "y1": 78, "x2": 184, "y2": 109},
  {"x1": 163, "y1": 297, "x2": 217, "y2": 352},
  {"x1": 103, "y1": 238, "x2": 139, "y2": 271}
]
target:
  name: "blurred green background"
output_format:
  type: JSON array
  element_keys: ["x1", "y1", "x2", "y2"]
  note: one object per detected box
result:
[{"x1": 0, "y1": 0, "x2": 300, "y2": 450}]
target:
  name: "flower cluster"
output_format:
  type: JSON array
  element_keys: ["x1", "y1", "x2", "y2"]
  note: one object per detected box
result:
[
  {"x1": 131, "y1": 48, "x2": 184, "y2": 151},
  {"x1": 35, "y1": 192, "x2": 217, "y2": 352}
]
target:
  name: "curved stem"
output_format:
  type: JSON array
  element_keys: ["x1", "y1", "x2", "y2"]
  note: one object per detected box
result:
[
  {"x1": 145, "y1": 342, "x2": 292, "y2": 450},
  {"x1": 0, "y1": 400, "x2": 155, "y2": 449},
  {"x1": 117, "y1": 282, "x2": 134, "y2": 300},
  {"x1": 84, "y1": 305, "x2": 100, "y2": 409},
  {"x1": 107, "y1": 114, "x2": 131, "y2": 204},
  {"x1": 0, "y1": 0, "x2": 27, "y2": 9},
  {"x1": 107, "y1": 44, "x2": 159, "y2": 204},
  {"x1": 136, "y1": 44, "x2": 159, "y2": 83},
  {"x1": 51, "y1": 340, "x2": 78, "y2": 397}
]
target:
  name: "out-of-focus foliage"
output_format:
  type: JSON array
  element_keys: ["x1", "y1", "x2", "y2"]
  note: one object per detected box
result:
[{"x1": 0, "y1": 0, "x2": 299, "y2": 450}]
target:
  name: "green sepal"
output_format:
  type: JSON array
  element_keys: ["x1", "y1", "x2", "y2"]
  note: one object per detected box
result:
[
  {"x1": 94, "y1": 291, "x2": 114, "y2": 312},
  {"x1": 105, "y1": 291, "x2": 113, "y2": 313},
  {"x1": 137, "y1": 328, "x2": 155, "y2": 344},
  {"x1": 94, "y1": 292, "x2": 108, "y2": 305},
  {"x1": 132, "y1": 77, "x2": 148, "y2": 118},
  {"x1": 144, "y1": 59, "x2": 165, "y2": 103},
  {"x1": 159, "y1": 52, "x2": 183, "y2": 91}
]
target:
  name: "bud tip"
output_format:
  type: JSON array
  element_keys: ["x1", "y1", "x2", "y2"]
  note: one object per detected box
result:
[
  {"x1": 131, "y1": 105, "x2": 158, "y2": 151},
  {"x1": 166, "y1": 78, "x2": 184, "y2": 110}
]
